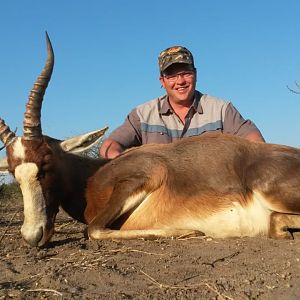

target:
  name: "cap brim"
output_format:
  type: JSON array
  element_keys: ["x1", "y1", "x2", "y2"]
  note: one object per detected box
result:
[{"x1": 161, "y1": 60, "x2": 194, "y2": 72}]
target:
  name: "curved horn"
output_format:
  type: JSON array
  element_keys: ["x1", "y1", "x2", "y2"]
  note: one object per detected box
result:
[
  {"x1": 23, "y1": 32, "x2": 54, "y2": 140},
  {"x1": 0, "y1": 118, "x2": 16, "y2": 146}
]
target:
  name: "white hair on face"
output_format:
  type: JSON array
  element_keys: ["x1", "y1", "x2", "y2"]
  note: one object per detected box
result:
[
  {"x1": 15, "y1": 162, "x2": 47, "y2": 242},
  {"x1": 12, "y1": 137, "x2": 25, "y2": 161}
]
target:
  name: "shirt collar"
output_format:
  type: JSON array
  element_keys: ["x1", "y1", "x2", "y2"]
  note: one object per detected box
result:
[
  {"x1": 159, "y1": 90, "x2": 203, "y2": 115},
  {"x1": 194, "y1": 91, "x2": 203, "y2": 114},
  {"x1": 159, "y1": 95, "x2": 172, "y2": 114}
]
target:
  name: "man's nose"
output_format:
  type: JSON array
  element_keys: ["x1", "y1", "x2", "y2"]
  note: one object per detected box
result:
[{"x1": 176, "y1": 74, "x2": 186, "y2": 83}]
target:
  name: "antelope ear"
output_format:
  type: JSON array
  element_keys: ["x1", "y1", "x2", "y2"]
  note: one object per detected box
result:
[
  {"x1": 59, "y1": 127, "x2": 108, "y2": 154},
  {"x1": 0, "y1": 157, "x2": 9, "y2": 172}
]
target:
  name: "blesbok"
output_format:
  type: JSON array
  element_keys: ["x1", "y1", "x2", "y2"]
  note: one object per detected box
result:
[{"x1": 1, "y1": 34, "x2": 300, "y2": 248}]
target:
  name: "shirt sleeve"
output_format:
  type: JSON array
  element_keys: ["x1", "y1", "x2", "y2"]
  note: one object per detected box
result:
[
  {"x1": 223, "y1": 103, "x2": 264, "y2": 138},
  {"x1": 107, "y1": 108, "x2": 142, "y2": 148}
]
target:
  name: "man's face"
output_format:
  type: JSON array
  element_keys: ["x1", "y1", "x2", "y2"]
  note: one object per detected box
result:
[{"x1": 160, "y1": 63, "x2": 196, "y2": 105}]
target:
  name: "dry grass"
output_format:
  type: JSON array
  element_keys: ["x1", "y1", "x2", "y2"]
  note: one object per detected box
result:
[{"x1": 0, "y1": 181, "x2": 21, "y2": 204}]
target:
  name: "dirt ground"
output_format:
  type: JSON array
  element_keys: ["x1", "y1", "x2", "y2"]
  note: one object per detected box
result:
[{"x1": 1, "y1": 193, "x2": 300, "y2": 300}]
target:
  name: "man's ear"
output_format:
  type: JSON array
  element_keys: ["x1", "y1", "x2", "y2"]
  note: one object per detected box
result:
[{"x1": 159, "y1": 76, "x2": 166, "y2": 88}]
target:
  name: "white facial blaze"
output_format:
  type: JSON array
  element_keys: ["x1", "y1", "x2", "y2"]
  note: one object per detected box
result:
[
  {"x1": 15, "y1": 163, "x2": 47, "y2": 240},
  {"x1": 12, "y1": 137, "x2": 26, "y2": 161}
]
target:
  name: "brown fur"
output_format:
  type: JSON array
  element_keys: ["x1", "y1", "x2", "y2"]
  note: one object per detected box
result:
[
  {"x1": 83, "y1": 133, "x2": 300, "y2": 240},
  {"x1": 6, "y1": 126, "x2": 300, "y2": 245}
]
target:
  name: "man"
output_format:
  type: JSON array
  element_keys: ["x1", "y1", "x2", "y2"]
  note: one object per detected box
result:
[{"x1": 100, "y1": 46, "x2": 264, "y2": 159}]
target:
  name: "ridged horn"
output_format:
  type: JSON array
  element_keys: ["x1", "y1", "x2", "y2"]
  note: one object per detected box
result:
[
  {"x1": 23, "y1": 32, "x2": 54, "y2": 140},
  {"x1": 0, "y1": 118, "x2": 16, "y2": 146}
]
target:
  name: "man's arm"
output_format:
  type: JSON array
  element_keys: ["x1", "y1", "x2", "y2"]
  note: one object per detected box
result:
[
  {"x1": 224, "y1": 103, "x2": 265, "y2": 142},
  {"x1": 99, "y1": 108, "x2": 142, "y2": 159}
]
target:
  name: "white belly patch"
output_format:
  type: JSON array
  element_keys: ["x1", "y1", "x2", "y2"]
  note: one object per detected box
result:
[{"x1": 174, "y1": 194, "x2": 271, "y2": 238}]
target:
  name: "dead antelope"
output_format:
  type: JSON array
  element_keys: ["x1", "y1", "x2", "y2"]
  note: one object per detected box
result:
[{"x1": 1, "y1": 34, "x2": 300, "y2": 248}]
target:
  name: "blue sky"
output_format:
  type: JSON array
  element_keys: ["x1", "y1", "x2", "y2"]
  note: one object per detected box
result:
[{"x1": 1, "y1": 0, "x2": 300, "y2": 160}]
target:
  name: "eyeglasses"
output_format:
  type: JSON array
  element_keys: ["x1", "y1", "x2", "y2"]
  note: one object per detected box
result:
[{"x1": 163, "y1": 71, "x2": 194, "y2": 82}]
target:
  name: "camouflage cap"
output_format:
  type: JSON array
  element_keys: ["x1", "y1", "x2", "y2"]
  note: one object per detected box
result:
[{"x1": 158, "y1": 46, "x2": 195, "y2": 73}]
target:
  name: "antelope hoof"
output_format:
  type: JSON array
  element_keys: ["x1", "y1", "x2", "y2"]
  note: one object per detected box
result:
[{"x1": 269, "y1": 226, "x2": 294, "y2": 240}]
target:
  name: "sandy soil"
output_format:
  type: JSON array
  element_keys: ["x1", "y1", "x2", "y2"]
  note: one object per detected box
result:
[{"x1": 1, "y1": 194, "x2": 300, "y2": 300}]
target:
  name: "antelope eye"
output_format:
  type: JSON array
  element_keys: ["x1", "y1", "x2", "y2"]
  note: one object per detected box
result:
[{"x1": 37, "y1": 169, "x2": 46, "y2": 180}]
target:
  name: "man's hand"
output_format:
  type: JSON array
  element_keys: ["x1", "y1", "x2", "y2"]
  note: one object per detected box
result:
[
  {"x1": 245, "y1": 131, "x2": 265, "y2": 142},
  {"x1": 99, "y1": 139, "x2": 124, "y2": 159}
]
